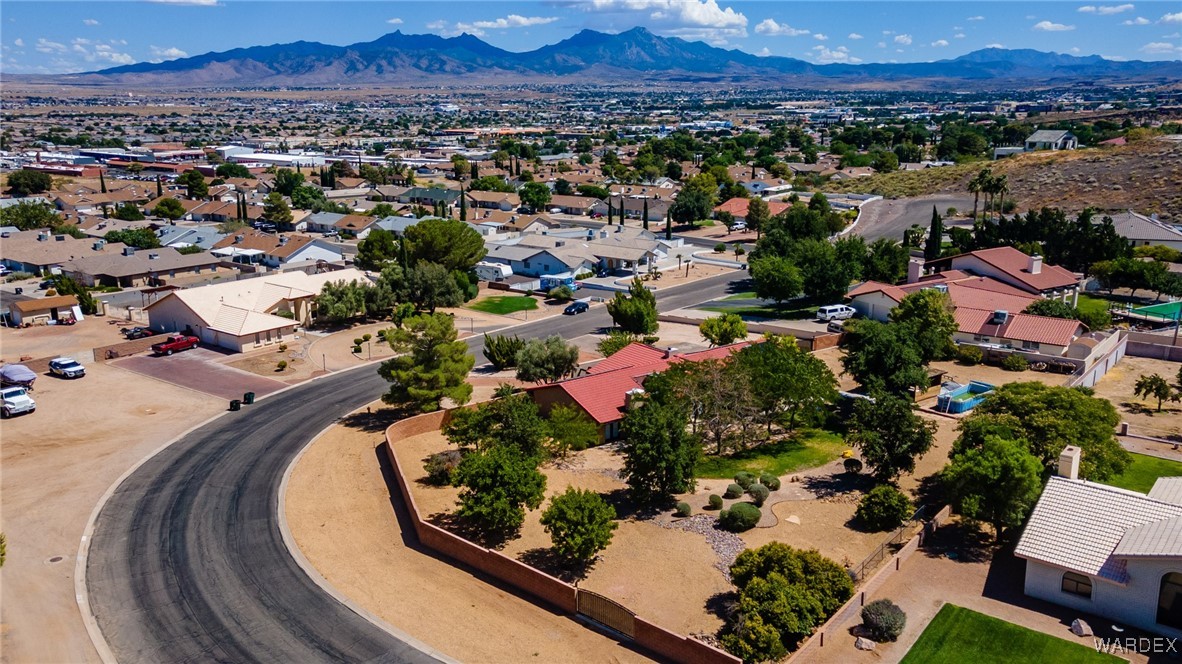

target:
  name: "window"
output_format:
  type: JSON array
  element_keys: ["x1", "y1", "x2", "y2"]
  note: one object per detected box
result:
[
  {"x1": 1062, "y1": 572, "x2": 1092, "y2": 599},
  {"x1": 1022, "y1": 341, "x2": 1040, "y2": 351},
  {"x1": 523, "y1": 260, "x2": 530, "y2": 268},
  {"x1": 1160, "y1": 572, "x2": 1182, "y2": 630}
]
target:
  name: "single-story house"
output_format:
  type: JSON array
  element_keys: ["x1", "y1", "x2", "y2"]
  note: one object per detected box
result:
[
  {"x1": 713, "y1": 197, "x2": 792, "y2": 223},
  {"x1": 157, "y1": 226, "x2": 229, "y2": 250},
  {"x1": 59, "y1": 246, "x2": 227, "y2": 288},
  {"x1": 548, "y1": 195, "x2": 602, "y2": 216},
  {"x1": 482, "y1": 244, "x2": 596, "y2": 278},
  {"x1": 1106, "y1": 211, "x2": 1182, "y2": 251},
  {"x1": 399, "y1": 187, "x2": 461, "y2": 207},
  {"x1": 8, "y1": 294, "x2": 81, "y2": 326},
  {"x1": 954, "y1": 307, "x2": 1084, "y2": 355},
  {"x1": 466, "y1": 190, "x2": 521, "y2": 211},
  {"x1": 1025, "y1": 130, "x2": 1077, "y2": 152},
  {"x1": 590, "y1": 197, "x2": 670, "y2": 222},
  {"x1": 145, "y1": 268, "x2": 369, "y2": 352},
  {"x1": 210, "y1": 231, "x2": 343, "y2": 268},
  {"x1": 1016, "y1": 450, "x2": 1182, "y2": 640},
  {"x1": 0, "y1": 229, "x2": 130, "y2": 275}
]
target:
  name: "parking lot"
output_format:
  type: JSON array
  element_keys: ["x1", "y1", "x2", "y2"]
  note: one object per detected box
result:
[{"x1": 113, "y1": 346, "x2": 289, "y2": 401}]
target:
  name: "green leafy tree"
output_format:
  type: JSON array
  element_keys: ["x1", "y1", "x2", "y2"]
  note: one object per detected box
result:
[
  {"x1": 864, "y1": 238, "x2": 910, "y2": 283},
  {"x1": 669, "y1": 187, "x2": 714, "y2": 225},
  {"x1": 735, "y1": 334, "x2": 837, "y2": 432},
  {"x1": 104, "y1": 228, "x2": 161, "y2": 249},
  {"x1": 0, "y1": 201, "x2": 60, "y2": 230},
  {"x1": 355, "y1": 227, "x2": 399, "y2": 271},
  {"x1": 699, "y1": 313, "x2": 747, "y2": 347},
  {"x1": 597, "y1": 330, "x2": 641, "y2": 357},
  {"x1": 621, "y1": 397, "x2": 699, "y2": 507},
  {"x1": 1023, "y1": 298, "x2": 1078, "y2": 319},
  {"x1": 577, "y1": 184, "x2": 611, "y2": 200},
  {"x1": 1134, "y1": 373, "x2": 1178, "y2": 412},
  {"x1": 791, "y1": 238, "x2": 853, "y2": 302},
  {"x1": 453, "y1": 444, "x2": 546, "y2": 536},
  {"x1": 290, "y1": 184, "x2": 327, "y2": 211},
  {"x1": 314, "y1": 280, "x2": 367, "y2": 325},
  {"x1": 942, "y1": 436, "x2": 1043, "y2": 541},
  {"x1": 963, "y1": 382, "x2": 1128, "y2": 480},
  {"x1": 750, "y1": 256, "x2": 803, "y2": 305},
  {"x1": 482, "y1": 333, "x2": 526, "y2": 370},
  {"x1": 519, "y1": 181, "x2": 552, "y2": 212},
  {"x1": 840, "y1": 320, "x2": 929, "y2": 397},
  {"x1": 379, "y1": 313, "x2": 474, "y2": 412},
  {"x1": 856, "y1": 485, "x2": 913, "y2": 531},
  {"x1": 546, "y1": 404, "x2": 600, "y2": 456},
  {"x1": 217, "y1": 220, "x2": 250, "y2": 234},
  {"x1": 606, "y1": 278, "x2": 659, "y2": 334},
  {"x1": 153, "y1": 198, "x2": 187, "y2": 221},
  {"x1": 404, "y1": 217, "x2": 486, "y2": 272},
  {"x1": 405, "y1": 261, "x2": 464, "y2": 313},
  {"x1": 263, "y1": 192, "x2": 293, "y2": 226},
  {"x1": 369, "y1": 203, "x2": 397, "y2": 219},
  {"x1": 112, "y1": 203, "x2": 145, "y2": 221},
  {"x1": 215, "y1": 163, "x2": 252, "y2": 179},
  {"x1": 470, "y1": 175, "x2": 516, "y2": 193},
  {"x1": 47, "y1": 275, "x2": 98, "y2": 314},
  {"x1": 889, "y1": 289, "x2": 957, "y2": 363},
  {"x1": 444, "y1": 394, "x2": 549, "y2": 457},
  {"x1": 273, "y1": 168, "x2": 305, "y2": 196},
  {"x1": 848, "y1": 395, "x2": 937, "y2": 481},
  {"x1": 515, "y1": 335, "x2": 579, "y2": 384},
  {"x1": 5, "y1": 169, "x2": 52, "y2": 197},
  {"x1": 540, "y1": 487, "x2": 618, "y2": 562},
  {"x1": 745, "y1": 197, "x2": 771, "y2": 239},
  {"x1": 177, "y1": 170, "x2": 208, "y2": 199}
]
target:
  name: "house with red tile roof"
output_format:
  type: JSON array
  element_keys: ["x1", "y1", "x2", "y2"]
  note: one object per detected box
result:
[
  {"x1": 713, "y1": 197, "x2": 791, "y2": 223},
  {"x1": 528, "y1": 342, "x2": 750, "y2": 441},
  {"x1": 937, "y1": 246, "x2": 1080, "y2": 302}
]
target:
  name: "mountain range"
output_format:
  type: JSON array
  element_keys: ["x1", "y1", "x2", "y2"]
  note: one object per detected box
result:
[{"x1": 27, "y1": 27, "x2": 1182, "y2": 89}]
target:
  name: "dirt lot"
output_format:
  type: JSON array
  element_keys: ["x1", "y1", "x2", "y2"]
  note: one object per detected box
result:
[
  {"x1": 0, "y1": 362, "x2": 224, "y2": 664},
  {"x1": 284, "y1": 404, "x2": 654, "y2": 664},
  {"x1": 929, "y1": 359, "x2": 1071, "y2": 391},
  {"x1": 1091, "y1": 354, "x2": 1182, "y2": 439},
  {"x1": 0, "y1": 316, "x2": 128, "y2": 361}
]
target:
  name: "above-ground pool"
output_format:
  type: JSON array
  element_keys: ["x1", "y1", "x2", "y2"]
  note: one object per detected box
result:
[
  {"x1": 936, "y1": 380, "x2": 995, "y2": 414},
  {"x1": 1132, "y1": 300, "x2": 1182, "y2": 322}
]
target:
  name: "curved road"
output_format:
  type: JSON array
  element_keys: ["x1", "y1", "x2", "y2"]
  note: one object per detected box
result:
[
  {"x1": 86, "y1": 270, "x2": 748, "y2": 664},
  {"x1": 853, "y1": 194, "x2": 976, "y2": 242}
]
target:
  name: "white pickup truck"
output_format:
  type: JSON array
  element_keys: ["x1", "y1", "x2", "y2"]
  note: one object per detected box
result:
[{"x1": 1, "y1": 386, "x2": 36, "y2": 418}]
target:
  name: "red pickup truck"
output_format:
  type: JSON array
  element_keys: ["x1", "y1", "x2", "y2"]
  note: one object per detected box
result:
[{"x1": 151, "y1": 335, "x2": 200, "y2": 356}]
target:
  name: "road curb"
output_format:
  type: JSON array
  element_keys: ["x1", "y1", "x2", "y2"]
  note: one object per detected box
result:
[{"x1": 276, "y1": 405, "x2": 460, "y2": 664}]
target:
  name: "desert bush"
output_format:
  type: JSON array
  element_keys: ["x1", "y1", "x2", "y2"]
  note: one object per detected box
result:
[
  {"x1": 759, "y1": 473, "x2": 781, "y2": 491},
  {"x1": 424, "y1": 450, "x2": 463, "y2": 485},
  {"x1": 956, "y1": 345, "x2": 983, "y2": 366},
  {"x1": 276, "y1": 360, "x2": 288, "y2": 371},
  {"x1": 362, "y1": 333, "x2": 372, "y2": 342},
  {"x1": 351, "y1": 345, "x2": 362, "y2": 354},
  {"x1": 844, "y1": 458, "x2": 864, "y2": 474},
  {"x1": 856, "y1": 485, "x2": 912, "y2": 531},
  {"x1": 1002, "y1": 354, "x2": 1028, "y2": 372},
  {"x1": 642, "y1": 335, "x2": 660, "y2": 344},
  {"x1": 708, "y1": 494, "x2": 724, "y2": 510},
  {"x1": 45, "y1": 288, "x2": 57, "y2": 297},
  {"x1": 861, "y1": 599, "x2": 907, "y2": 642},
  {"x1": 5, "y1": 271, "x2": 34, "y2": 282},
  {"x1": 353, "y1": 337, "x2": 364, "y2": 346},
  {"x1": 747, "y1": 483, "x2": 770, "y2": 507},
  {"x1": 734, "y1": 471, "x2": 757, "y2": 490},
  {"x1": 278, "y1": 343, "x2": 288, "y2": 352},
  {"x1": 713, "y1": 242, "x2": 727, "y2": 253},
  {"x1": 946, "y1": 207, "x2": 958, "y2": 217},
  {"x1": 719, "y1": 503, "x2": 761, "y2": 532},
  {"x1": 675, "y1": 502, "x2": 692, "y2": 517},
  {"x1": 724, "y1": 483, "x2": 744, "y2": 499}
]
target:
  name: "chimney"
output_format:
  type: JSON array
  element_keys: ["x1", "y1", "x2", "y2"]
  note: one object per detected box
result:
[
  {"x1": 663, "y1": 346, "x2": 679, "y2": 359},
  {"x1": 624, "y1": 388, "x2": 646, "y2": 410},
  {"x1": 907, "y1": 258, "x2": 924, "y2": 284},
  {"x1": 555, "y1": 240, "x2": 565, "y2": 247},
  {"x1": 1028, "y1": 254, "x2": 1042, "y2": 275},
  {"x1": 1058, "y1": 445, "x2": 1081, "y2": 480},
  {"x1": 123, "y1": 246, "x2": 135, "y2": 256}
]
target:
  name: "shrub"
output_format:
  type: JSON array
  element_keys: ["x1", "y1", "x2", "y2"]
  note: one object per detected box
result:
[
  {"x1": 956, "y1": 345, "x2": 983, "y2": 366},
  {"x1": 483, "y1": 333, "x2": 527, "y2": 370},
  {"x1": 575, "y1": 271, "x2": 594, "y2": 280},
  {"x1": 675, "y1": 502, "x2": 692, "y2": 517},
  {"x1": 5, "y1": 271, "x2": 35, "y2": 282},
  {"x1": 541, "y1": 487, "x2": 618, "y2": 561},
  {"x1": 278, "y1": 344, "x2": 288, "y2": 352},
  {"x1": 856, "y1": 485, "x2": 913, "y2": 531},
  {"x1": 747, "y1": 483, "x2": 770, "y2": 507},
  {"x1": 1002, "y1": 353, "x2": 1028, "y2": 372},
  {"x1": 759, "y1": 473, "x2": 781, "y2": 491},
  {"x1": 719, "y1": 503, "x2": 761, "y2": 532},
  {"x1": 276, "y1": 360, "x2": 288, "y2": 371},
  {"x1": 708, "y1": 494, "x2": 724, "y2": 510},
  {"x1": 351, "y1": 345, "x2": 362, "y2": 354},
  {"x1": 844, "y1": 458, "x2": 864, "y2": 474},
  {"x1": 548, "y1": 285, "x2": 574, "y2": 302},
  {"x1": 724, "y1": 483, "x2": 744, "y2": 499},
  {"x1": 424, "y1": 450, "x2": 463, "y2": 486},
  {"x1": 713, "y1": 242, "x2": 727, "y2": 253},
  {"x1": 362, "y1": 333, "x2": 372, "y2": 342},
  {"x1": 734, "y1": 471, "x2": 757, "y2": 490},
  {"x1": 861, "y1": 599, "x2": 907, "y2": 642},
  {"x1": 45, "y1": 289, "x2": 57, "y2": 297},
  {"x1": 353, "y1": 337, "x2": 364, "y2": 346},
  {"x1": 946, "y1": 207, "x2": 958, "y2": 217},
  {"x1": 642, "y1": 335, "x2": 660, "y2": 344}
]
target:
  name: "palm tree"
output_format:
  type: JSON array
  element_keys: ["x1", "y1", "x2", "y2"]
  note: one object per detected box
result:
[{"x1": 968, "y1": 167, "x2": 991, "y2": 220}]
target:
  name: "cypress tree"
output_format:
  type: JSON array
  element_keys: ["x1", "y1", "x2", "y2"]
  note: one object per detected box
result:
[
  {"x1": 470, "y1": 161, "x2": 479, "y2": 180},
  {"x1": 100, "y1": 170, "x2": 107, "y2": 193},
  {"x1": 459, "y1": 186, "x2": 467, "y2": 221},
  {"x1": 665, "y1": 209, "x2": 672, "y2": 241},
  {"x1": 924, "y1": 205, "x2": 944, "y2": 262},
  {"x1": 607, "y1": 200, "x2": 613, "y2": 226},
  {"x1": 156, "y1": 175, "x2": 163, "y2": 198},
  {"x1": 642, "y1": 198, "x2": 649, "y2": 231}
]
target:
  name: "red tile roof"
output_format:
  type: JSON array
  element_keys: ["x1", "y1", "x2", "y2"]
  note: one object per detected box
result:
[
  {"x1": 713, "y1": 197, "x2": 791, "y2": 218},
  {"x1": 955, "y1": 308, "x2": 1082, "y2": 347},
  {"x1": 952, "y1": 246, "x2": 1078, "y2": 293}
]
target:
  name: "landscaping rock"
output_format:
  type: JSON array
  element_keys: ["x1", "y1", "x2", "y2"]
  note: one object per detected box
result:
[
  {"x1": 855, "y1": 637, "x2": 877, "y2": 651},
  {"x1": 1071, "y1": 619, "x2": 1093, "y2": 637},
  {"x1": 786, "y1": 515, "x2": 801, "y2": 525},
  {"x1": 655, "y1": 514, "x2": 747, "y2": 579}
]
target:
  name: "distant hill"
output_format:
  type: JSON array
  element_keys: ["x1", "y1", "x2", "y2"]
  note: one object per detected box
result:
[{"x1": 19, "y1": 27, "x2": 1182, "y2": 89}]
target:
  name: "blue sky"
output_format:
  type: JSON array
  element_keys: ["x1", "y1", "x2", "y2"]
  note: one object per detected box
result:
[{"x1": 2, "y1": 1, "x2": 1181, "y2": 74}]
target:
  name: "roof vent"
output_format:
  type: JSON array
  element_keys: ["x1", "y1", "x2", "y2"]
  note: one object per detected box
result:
[
  {"x1": 235, "y1": 234, "x2": 244, "y2": 243},
  {"x1": 55, "y1": 234, "x2": 66, "y2": 241},
  {"x1": 148, "y1": 253, "x2": 159, "y2": 260},
  {"x1": 123, "y1": 246, "x2": 135, "y2": 256},
  {"x1": 991, "y1": 310, "x2": 1009, "y2": 325},
  {"x1": 663, "y1": 346, "x2": 679, "y2": 359},
  {"x1": 92, "y1": 240, "x2": 104, "y2": 251}
]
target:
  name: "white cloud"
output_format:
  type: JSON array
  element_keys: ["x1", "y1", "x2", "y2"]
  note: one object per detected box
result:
[
  {"x1": 470, "y1": 15, "x2": 559, "y2": 30},
  {"x1": 894, "y1": 34, "x2": 912, "y2": 45},
  {"x1": 876, "y1": 41, "x2": 886, "y2": 48},
  {"x1": 1026, "y1": 15, "x2": 1037, "y2": 20},
  {"x1": 882, "y1": 30, "x2": 893, "y2": 35},
  {"x1": 149, "y1": 45, "x2": 188, "y2": 61},
  {"x1": 1141, "y1": 41, "x2": 1182, "y2": 54},
  {"x1": 35, "y1": 38, "x2": 66, "y2": 54},
  {"x1": 931, "y1": 39, "x2": 949, "y2": 47},
  {"x1": 848, "y1": 32, "x2": 863, "y2": 40},
  {"x1": 146, "y1": 0, "x2": 219, "y2": 5},
  {"x1": 1123, "y1": 16, "x2": 1150, "y2": 25},
  {"x1": 755, "y1": 47, "x2": 771, "y2": 57},
  {"x1": 985, "y1": 42, "x2": 1005, "y2": 48},
  {"x1": 1034, "y1": 20, "x2": 1075, "y2": 31},
  {"x1": 13, "y1": 38, "x2": 24, "y2": 47},
  {"x1": 66, "y1": 39, "x2": 136, "y2": 65},
  {"x1": 967, "y1": 15, "x2": 985, "y2": 21},
  {"x1": 1079, "y1": 4, "x2": 1134, "y2": 14},
  {"x1": 754, "y1": 18, "x2": 809, "y2": 37},
  {"x1": 83, "y1": 19, "x2": 100, "y2": 26},
  {"x1": 426, "y1": 20, "x2": 448, "y2": 30},
  {"x1": 954, "y1": 32, "x2": 966, "y2": 38},
  {"x1": 588, "y1": 0, "x2": 748, "y2": 43},
  {"x1": 811, "y1": 44, "x2": 861, "y2": 63},
  {"x1": 386, "y1": 18, "x2": 403, "y2": 25},
  {"x1": 813, "y1": 33, "x2": 828, "y2": 41},
  {"x1": 1162, "y1": 12, "x2": 1182, "y2": 23},
  {"x1": 1071, "y1": 46, "x2": 1081, "y2": 53}
]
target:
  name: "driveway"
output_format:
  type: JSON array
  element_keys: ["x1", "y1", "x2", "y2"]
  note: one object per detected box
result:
[{"x1": 113, "y1": 347, "x2": 288, "y2": 401}]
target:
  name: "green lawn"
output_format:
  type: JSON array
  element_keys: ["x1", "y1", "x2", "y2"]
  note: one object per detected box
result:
[
  {"x1": 1076, "y1": 293, "x2": 1112, "y2": 319},
  {"x1": 696, "y1": 429, "x2": 846, "y2": 478},
  {"x1": 467, "y1": 296, "x2": 539, "y2": 315},
  {"x1": 698, "y1": 302, "x2": 819, "y2": 320},
  {"x1": 722, "y1": 291, "x2": 760, "y2": 301},
  {"x1": 1103, "y1": 452, "x2": 1182, "y2": 493},
  {"x1": 901, "y1": 604, "x2": 1121, "y2": 664}
]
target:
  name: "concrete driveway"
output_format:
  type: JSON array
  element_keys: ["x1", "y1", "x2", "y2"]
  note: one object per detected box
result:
[{"x1": 113, "y1": 347, "x2": 288, "y2": 401}]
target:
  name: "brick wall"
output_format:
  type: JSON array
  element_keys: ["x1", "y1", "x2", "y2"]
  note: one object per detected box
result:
[{"x1": 94, "y1": 335, "x2": 165, "y2": 360}]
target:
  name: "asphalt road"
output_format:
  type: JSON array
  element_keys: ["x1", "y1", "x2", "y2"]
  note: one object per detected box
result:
[
  {"x1": 85, "y1": 269, "x2": 748, "y2": 664},
  {"x1": 852, "y1": 194, "x2": 977, "y2": 242}
]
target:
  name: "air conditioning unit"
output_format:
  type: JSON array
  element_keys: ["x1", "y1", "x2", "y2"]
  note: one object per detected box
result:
[{"x1": 991, "y1": 310, "x2": 1009, "y2": 325}]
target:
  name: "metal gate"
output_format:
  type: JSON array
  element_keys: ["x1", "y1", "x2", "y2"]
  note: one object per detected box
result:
[{"x1": 577, "y1": 589, "x2": 635, "y2": 638}]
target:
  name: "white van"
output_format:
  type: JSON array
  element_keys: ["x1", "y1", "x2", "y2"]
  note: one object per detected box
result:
[{"x1": 816, "y1": 304, "x2": 856, "y2": 321}]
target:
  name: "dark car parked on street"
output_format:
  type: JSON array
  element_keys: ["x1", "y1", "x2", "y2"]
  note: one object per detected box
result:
[{"x1": 564, "y1": 301, "x2": 589, "y2": 315}]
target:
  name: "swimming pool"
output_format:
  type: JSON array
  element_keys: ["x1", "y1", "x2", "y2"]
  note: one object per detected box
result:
[{"x1": 1132, "y1": 301, "x2": 1182, "y2": 321}]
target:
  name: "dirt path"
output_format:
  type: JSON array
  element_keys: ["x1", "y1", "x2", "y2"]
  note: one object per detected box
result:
[{"x1": 283, "y1": 403, "x2": 654, "y2": 664}]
